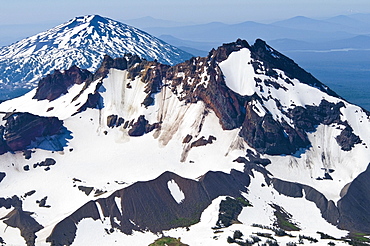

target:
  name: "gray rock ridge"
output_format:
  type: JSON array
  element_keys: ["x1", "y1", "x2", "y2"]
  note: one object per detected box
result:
[
  {"x1": 46, "y1": 161, "x2": 370, "y2": 244},
  {"x1": 47, "y1": 170, "x2": 250, "y2": 245}
]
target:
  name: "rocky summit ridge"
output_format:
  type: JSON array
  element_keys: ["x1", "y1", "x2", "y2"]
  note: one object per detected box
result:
[
  {"x1": 0, "y1": 14, "x2": 192, "y2": 100},
  {"x1": 0, "y1": 37, "x2": 369, "y2": 246}
]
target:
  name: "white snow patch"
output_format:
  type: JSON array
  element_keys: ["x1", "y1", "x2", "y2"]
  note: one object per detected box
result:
[
  {"x1": 167, "y1": 179, "x2": 185, "y2": 204},
  {"x1": 115, "y1": 197, "x2": 123, "y2": 216},
  {"x1": 219, "y1": 48, "x2": 256, "y2": 96}
]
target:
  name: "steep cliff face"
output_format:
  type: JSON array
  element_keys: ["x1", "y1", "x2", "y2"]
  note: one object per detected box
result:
[{"x1": 0, "y1": 39, "x2": 369, "y2": 245}]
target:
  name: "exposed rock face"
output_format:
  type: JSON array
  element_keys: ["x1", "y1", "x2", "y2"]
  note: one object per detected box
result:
[
  {"x1": 33, "y1": 158, "x2": 56, "y2": 169},
  {"x1": 0, "y1": 172, "x2": 5, "y2": 183},
  {"x1": 240, "y1": 105, "x2": 309, "y2": 155},
  {"x1": 208, "y1": 39, "x2": 251, "y2": 64},
  {"x1": 107, "y1": 114, "x2": 125, "y2": 128},
  {"x1": 93, "y1": 55, "x2": 134, "y2": 81},
  {"x1": 128, "y1": 115, "x2": 160, "y2": 137},
  {"x1": 0, "y1": 196, "x2": 43, "y2": 246},
  {"x1": 244, "y1": 149, "x2": 271, "y2": 167},
  {"x1": 127, "y1": 60, "x2": 169, "y2": 107},
  {"x1": 75, "y1": 84, "x2": 104, "y2": 113},
  {"x1": 46, "y1": 201, "x2": 100, "y2": 246},
  {"x1": 337, "y1": 164, "x2": 370, "y2": 233},
  {"x1": 272, "y1": 179, "x2": 303, "y2": 198},
  {"x1": 33, "y1": 54, "x2": 141, "y2": 104},
  {"x1": 0, "y1": 112, "x2": 70, "y2": 154},
  {"x1": 161, "y1": 40, "x2": 347, "y2": 155},
  {"x1": 215, "y1": 197, "x2": 251, "y2": 228},
  {"x1": 0, "y1": 195, "x2": 22, "y2": 209},
  {"x1": 335, "y1": 124, "x2": 362, "y2": 151},
  {"x1": 107, "y1": 115, "x2": 118, "y2": 128},
  {"x1": 1, "y1": 209, "x2": 43, "y2": 246},
  {"x1": 47, "y1": 170, "x2": 250, "y2": 244},
  {"x1": 288, "y1": 100, "x2": 344, "y2": 132},
  {"x1": 33, "y1": 66, "x2": 92, "y2": 101},
  {"x1": 190, "y1": 135, "x2": 216, "y2": 148}
]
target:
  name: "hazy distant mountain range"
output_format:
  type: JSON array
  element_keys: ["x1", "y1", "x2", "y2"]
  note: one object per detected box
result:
[{"x1": 124, "y1": 13, "x2": 370, "y2": 54}]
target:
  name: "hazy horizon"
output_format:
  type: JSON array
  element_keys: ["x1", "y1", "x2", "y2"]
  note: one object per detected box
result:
[{"x1": 1, "y1": 0, "x2": 370, "y2": 26}]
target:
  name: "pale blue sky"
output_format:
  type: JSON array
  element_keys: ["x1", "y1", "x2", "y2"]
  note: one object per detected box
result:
[{"x1": 1, "y1": 0, "x2": 369, "y2": 25}]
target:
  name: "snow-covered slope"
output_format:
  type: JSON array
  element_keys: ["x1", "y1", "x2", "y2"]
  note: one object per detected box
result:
[
  {"x1": 0, "y1": 14, "x2": 192, "y2": 100},
  {"x1": 0, "y1": 39, "x2": 369, "y2": 246}
]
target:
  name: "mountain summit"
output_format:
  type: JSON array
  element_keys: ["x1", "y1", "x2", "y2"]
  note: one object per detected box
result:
[{"x1": 0, "y1": 14, "x2": 192, "y2": 100}]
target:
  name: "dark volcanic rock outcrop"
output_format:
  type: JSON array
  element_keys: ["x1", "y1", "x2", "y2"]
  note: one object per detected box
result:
[
  {"x1": 46, "y1": 201, "x2": 100, "y2": 246},
  {"x1": 239, "y1": 104, "x2": 309, "y2": 155},
  {"x1": 128, "y1": 115, "x2": 160, "y2": 137},
  {"x1": 0, "y1": 112, "x2": 71, "y2": 154},
  {"x1": 1, "y1": 208, "x2": 43, "y2": 246},
  {"x1": 335, "y1": 124, "x2": 362, "y2": 151},
  {"x1": 190, "y1": 135, "x2": 216, "y2": 148},
  {"x1": 33, "y1": 65, "x2": 92, "y2": 101},
  {"x1": 337, "y1": 164, "x2": 370, "y2": 233},
  {"x1": 0, "y1": 196, "x2": 43, "y2": 246},
  {"x1": 34, "y1": 54, "x2": 142, "y2": 106},
  {"x1": 127, "y1": 60, "x2": 169, "y2": 108},
  {"x1": 94, "y1": 54, "x2": 142, "y2": 82},
  {"x1": 287, "y1": 100, "x2": 344, "y2": 132},
  {"x1": 0, "y1": 172, "x2": 5, "y2": 183}
]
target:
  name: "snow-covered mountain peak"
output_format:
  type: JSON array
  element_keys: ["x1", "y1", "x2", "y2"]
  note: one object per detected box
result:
[
  {"x1": 1, "y1": 39, "x2": 370, "y2": 245},
  {"x1": 0, "y1": 14, "x2": 192, "y2": 100}
]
